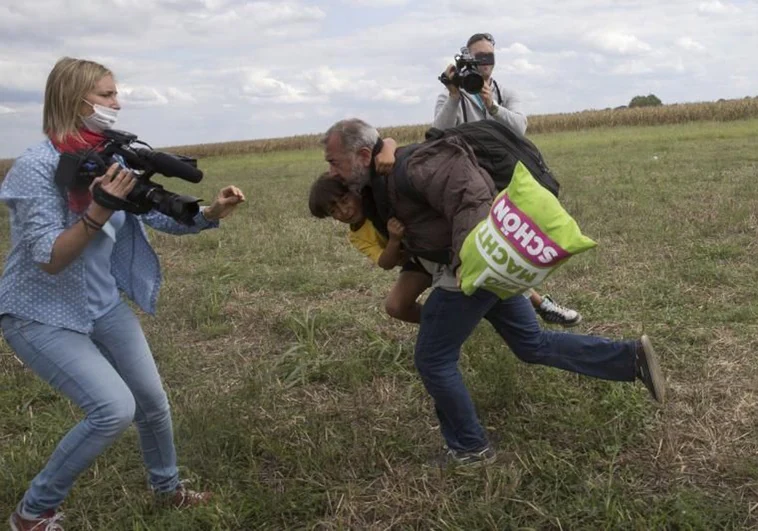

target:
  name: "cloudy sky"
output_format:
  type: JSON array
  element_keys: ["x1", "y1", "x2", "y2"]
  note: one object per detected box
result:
[{"x1": 0, "y1": 0, "x2": 755, "y2": 157}]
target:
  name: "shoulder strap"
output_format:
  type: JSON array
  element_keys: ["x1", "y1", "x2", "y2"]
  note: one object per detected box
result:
[
  {"x1": 366, "y1": 139, "x2": 420, "y2": 238},
  {"x1": 368, "y1": 172, "x2": 391, "y2": 227},
  {"x1": 459, "y1": 120, "x2": 560, "y2": 197},
  {"x1": 390, "y1": 144, "x2": 425, "y2": 206},
  {"x1": 389, "y1": 143, "x2": 455, "y2": 265},
  {"x1": 361, "y1": 185, "x2": 388, "y2": 240},
  {"x1": 460, "y1": 95, "x2": 468, "y2": 123},
  {"x1": 365, "y1": 138, "x2": 391, "y2": 233},
  {"x1": 492, "y1": 79, "x2": 503, "y2": 105}
]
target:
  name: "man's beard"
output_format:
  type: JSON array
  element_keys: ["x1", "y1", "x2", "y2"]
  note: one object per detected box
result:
[{"x1": 350, "y1": 160, "x2": 370, "y2": 186}]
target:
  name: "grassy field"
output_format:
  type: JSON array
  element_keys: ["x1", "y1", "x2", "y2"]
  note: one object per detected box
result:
[{"x1": 1, "y1": 119, "x2": 758, "y2": 529}]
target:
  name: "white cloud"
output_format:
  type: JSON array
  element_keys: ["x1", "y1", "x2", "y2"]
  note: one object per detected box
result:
[
  {"x1": 0, "y1": 1, "x2": 326, "y2": 54},
  {"x1": 302, "y1": 67, "x2": 352, "y2": 95},
  {"x1": 586, "y1": 31, "x2": 653, "y2": 55},
  {"x1": 184, "y1": 1, "x2": 326, "y2": 33},
  {"x1": 120, "y1": 86, "x2": 170, "y2": 106},
  {"x1": 611, "y1": 54, "x2": 687, "y2": 76},
  {"x1": 313, "y1": 105, "x2": 337, "y2": 118},
  {"x1": 298, "y1": 67, "x2": 421, "y2": 104},
  {"x1": 612, "y1": 60, "x2": 655, "y2": 75},
  {"x1": 729, "y1": 74, "x2": 750, "y2": 89},
  {"x1": 165, "y1": 88, "x2": 197, "y2": 103},
  {"x1": 371, "y1": 87, "x2": 420, "y2": 105},
  {"x1": 255, "y1": 110, "x2": 308, "y2": 122},
  {"x1": 498, "y1": 43, "x2": 532, "y2": 54},
  {"x1": 676, "y1": 37, "x2": 706, "y2": 52},
  {"x1": 341, "y1": 0, "x2": 410, "y2": 4},
  {"x1": 0, "y1": 59, "x2": 49, "y2": 92},
  {"x1": 589, "y1": 53, "x2": 608, "y2": 66},
  {"x1": 242, "y1": 72, "x2": 321, "y2": 104},
  {"x1": 0, "y1": 105, "x2": 15, "y2": 115},
  {"x1": 698, "y1": 1, "x2": 740, "y2": 14},
  {"x1": 502, "y1": 58, "x2": 546, "y2": 75},
  {"x1": 117, "y1": 85, "x2": 195, "y2": 107}
]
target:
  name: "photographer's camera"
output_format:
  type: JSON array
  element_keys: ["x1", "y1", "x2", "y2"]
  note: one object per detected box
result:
[{"x1": 438, "y1": 47, "x2": 485, "y2": 94}]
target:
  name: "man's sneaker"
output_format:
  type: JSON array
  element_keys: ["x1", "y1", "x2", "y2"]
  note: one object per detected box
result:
[
  {"x1": 636, "y1": 335, "x2": 665, "y2": 404},
  {"x1": 432, "y1": 445, "x2": 497, "y2": 469},
  {"x1": 9, "y1": 509, "x2": 64, "y2": 531},
  {"x1": 536, "y1": 295, "x2": 582, "y2": 327}
]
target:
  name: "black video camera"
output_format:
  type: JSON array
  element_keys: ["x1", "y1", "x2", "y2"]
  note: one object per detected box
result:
[
  {"x1": 438, "y1": 47, "x2": 485, "y2": 94},
  {"x1": 54, "y1": 129, "x2": 204, "y2": 226}
]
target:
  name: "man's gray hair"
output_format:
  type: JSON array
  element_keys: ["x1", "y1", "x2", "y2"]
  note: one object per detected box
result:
[{"x1": 321, "y1": 118, "x2": 380, "y2": 153}]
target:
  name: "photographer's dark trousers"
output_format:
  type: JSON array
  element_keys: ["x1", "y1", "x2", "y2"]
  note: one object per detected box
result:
[{"x1": 414, "y1": 288, "x2": 638, "y2": 453}]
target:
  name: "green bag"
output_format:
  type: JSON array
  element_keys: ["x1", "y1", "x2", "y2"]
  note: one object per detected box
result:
[{"x1": 458, "y1": 161, "x2": 597, "y2": 298}]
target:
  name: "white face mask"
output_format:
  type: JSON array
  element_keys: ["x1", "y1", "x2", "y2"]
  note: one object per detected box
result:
[{"x1": 80, "y1": 100, "x2": 119, "y2": 132}]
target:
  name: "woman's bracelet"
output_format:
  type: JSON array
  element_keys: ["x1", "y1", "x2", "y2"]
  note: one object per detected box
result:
[
  {"x1": 80, "y1": 218, "x2": 100, "y2": 233},
  {"x1": 82, "y1": 212, "x2": 104, "y2": 229},
  {"x1": 81, "y1": 213, "x2": 103, "y2": 233}
]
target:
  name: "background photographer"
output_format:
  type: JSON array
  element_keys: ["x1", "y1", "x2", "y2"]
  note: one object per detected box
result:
[
  {"x1": 0, "y1": 57, "x2": 244, "y2": 531},
  {"x1": 432, "y1": 32, "x2": 580, "y2": 328},
  {"x1": 433, "y1": 32, "x2": 527, "y2": 136}
]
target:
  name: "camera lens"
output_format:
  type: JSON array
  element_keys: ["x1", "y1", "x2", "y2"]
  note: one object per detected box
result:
[
  {"x1": 162, "y1": 195, "x2": 199, "y2": 223},
  {"x1": 461, "y1": 71, "x2": 484, "y2": 94}
]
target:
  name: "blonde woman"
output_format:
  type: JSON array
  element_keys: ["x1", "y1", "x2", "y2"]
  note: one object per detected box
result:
[{"x1": 0, "y1": 57, "x2": 244, "y2": 530}]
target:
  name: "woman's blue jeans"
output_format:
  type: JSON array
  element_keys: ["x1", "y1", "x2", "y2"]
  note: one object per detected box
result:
[{"x1": 1, "y1": 300, "x2": 179, "y2": 516}]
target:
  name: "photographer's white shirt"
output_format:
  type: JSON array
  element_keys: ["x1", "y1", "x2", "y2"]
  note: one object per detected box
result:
[{"x1": 433, "y1": 78, "x2": 528, "y2": 137}]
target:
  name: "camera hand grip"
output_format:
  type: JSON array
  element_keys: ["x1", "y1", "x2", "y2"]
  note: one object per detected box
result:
[{"x1": 92, "y1": 183, "x2": 148, "y2": 214}]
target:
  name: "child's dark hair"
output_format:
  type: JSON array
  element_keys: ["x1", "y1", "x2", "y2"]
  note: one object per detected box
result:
[{"x1": 309, "y1": 172, "x2": 352, "y2": 218}]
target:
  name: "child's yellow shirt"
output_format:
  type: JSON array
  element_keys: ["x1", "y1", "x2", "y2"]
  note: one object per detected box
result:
[{"x1": 348, "y1": 219, "x2": 387, "y2": 265}]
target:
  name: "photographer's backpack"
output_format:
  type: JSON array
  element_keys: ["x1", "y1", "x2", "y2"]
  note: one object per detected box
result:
[{"x1": 369, "y1": 120, "x2": 562, "y2": 264}]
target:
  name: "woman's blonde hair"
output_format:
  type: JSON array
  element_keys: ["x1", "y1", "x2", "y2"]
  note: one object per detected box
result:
[{"x1": 43, "y1": 57, "x2": 112, "y2": 141}]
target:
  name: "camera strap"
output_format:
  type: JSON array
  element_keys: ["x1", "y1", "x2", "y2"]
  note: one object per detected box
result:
[
  {"x1": 459, "y1": 93, "x2": 485, "y2": 122},
  {"x1": 459, "y1": 79, "x2": 503, "y2": 123},
  {"x1": 492, "y1": 79, "x2": 503, "y2": 105},
  {"x1": 461, "y1": 97, "x2": 468, "y2": 123}
]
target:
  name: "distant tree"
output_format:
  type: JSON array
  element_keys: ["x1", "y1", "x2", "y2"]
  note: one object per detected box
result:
[{"x1": 629, "y1": 94, "x2": 663, "y2": 108}]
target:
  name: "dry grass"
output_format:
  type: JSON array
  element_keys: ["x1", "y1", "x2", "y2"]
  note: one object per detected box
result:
[
  {"x1": 1, "y1": 119, "x2": 758, "y2": 529},
  {"x1": 0, "y1": 159, "x2": 11, "y2": 179}
]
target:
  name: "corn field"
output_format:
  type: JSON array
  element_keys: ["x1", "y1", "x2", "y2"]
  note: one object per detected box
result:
[{"x1": 1, "y1": 96, "x2": 756, "y2": 177}]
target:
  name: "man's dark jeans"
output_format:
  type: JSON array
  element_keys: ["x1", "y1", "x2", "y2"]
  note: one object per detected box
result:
[{"x1": 414, "y1": 288, "x2": 638, "y2": 452}]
